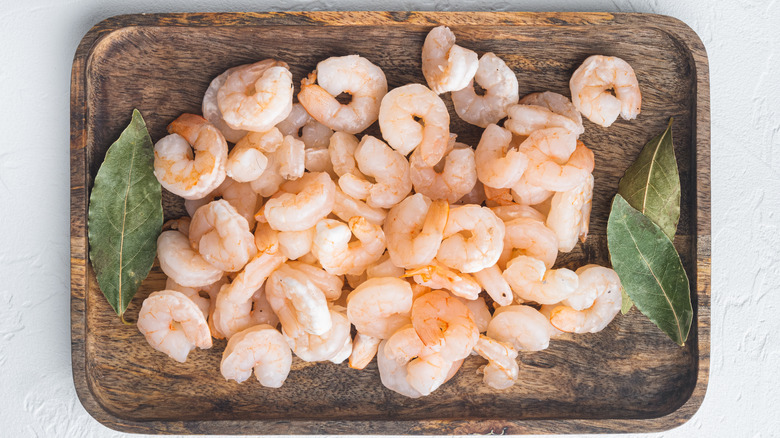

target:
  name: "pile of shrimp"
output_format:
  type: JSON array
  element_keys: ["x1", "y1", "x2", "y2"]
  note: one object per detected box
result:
[{"x1": 138, "y1": 26, "x2": 641, "y2": 396}]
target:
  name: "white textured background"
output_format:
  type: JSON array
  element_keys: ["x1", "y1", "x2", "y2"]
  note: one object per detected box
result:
[{"x1": 0, "y1": 0, "x2": 777, "y2": 436}]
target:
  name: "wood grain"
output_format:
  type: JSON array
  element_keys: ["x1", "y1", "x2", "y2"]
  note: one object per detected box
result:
[{"x1": 70, "y1": 11, "x2": 710, "y2": 435}]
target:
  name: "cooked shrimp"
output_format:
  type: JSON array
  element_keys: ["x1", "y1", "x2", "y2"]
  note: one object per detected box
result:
[
  {"x1": 366, "y1": 253, "x2": 405, "y2": 279},
  {"x1": 285, "y1": 307, "x2": 352, "y2": 362},
  {"x1": 437, "y1": 205, "x2": 505, "y2": 273},
  {"x1": 491, "y1": 204, "x2": 546, "y2": 223},
  {"x1": 298, "y1": 55, "x2": 387, "y2": 134},
  {"x1": 473, "y1": 335, "x2": 519, "y2": 389},
  {"x1": 376, "y1": 339, "x2": 423, "y2": 398},
  {"x1": 137, "y1": 290, "x2": 212, "y2": 362},
  {"x1": 502, "y1": 255, "x2": 578, "y2": 304},
  {"x1": 406, "y1": 262, "x2": 481, "y2": 301},
  {"x1": 332, "y1": 187, "x2": 388, "y2": 226},
  {"x1": 421, "y1": 26, "x2": 478, "y2": 94},
  {"x1": 266, "y1": 264, "x2": 332, "y2": 336},
  {"x1": 411, "y1": 290, "x2": 479, "y2": 362},
  {"x1": 484, "y1": 185, "x2": 514, "y2": 207},
  {"x1": 275, "y1": 135, "x2": 306, "y2": 180},
  {"x1": 188, "y1": 200, "x2": 256, "y2": 272},
  {"x1": 510, "y1": 174, "x2": 553, "y2": 206},
  {"x1": 263, "y1": 172, "x2": 336, "y2": 232},
  {"x1": 349, "y1": 333, "x2": 382, "y2": 370},
  {"x1": 524, "y1": 136, "x2": 594, "y2": 192},
  {"x1": 546, "y1": 173, "x2": 594, "y2": 252},
  {"x1": 185, "y1": 177, "x2": 259, "y2": 230},
  {"x1": 406, "y1": 352, "x2": 454, "y2": 396},
  {"x1": 157, "y1": 230, "x2": 223, "y2": 288},
  {"x1": 154, "y1": 114, "x2": 227, "y2": 200},
  {"x1": 225, "y1": 132, "x2": 275, "y2": 183},
  {"x1": 452, "y1": 52, "x2": 519, "y2": 127},
  {"x1": 164, "y1": 277, "x2": 210, "y2": 318},
  {"x1": 456, "y1": 296, "x2": 492, "y2": 333},
  {"x1": 347, "y1": 277, "x2": 413, "y2": 339},
  {"x1": 543, "y1": 265, "x2": 622, "y2": 333},
  {"x1": 570, "y1": 55, "x2": 641, "y2": 127},
  {"x1": 409, "y1": 141, "x2": 477, "y2": 204},
  {"x1": 381, "y1": 325, "x2": 457, "y2": 397},
  {"x1": 249, "y1": 150, "x2": 286, "y2": 197},
  {"x1": 286, "y1": 260, "x2": 344, "y2": 301},
  {"x1": 338, "y1": 135, "x2": 413, "y2": 209},
  {"x1": 328, "y1": 131, "x2": 360, "y2": 177},
  {"x1": 218, "y1": 59, "x2": 294, "y2": 132},
  {"x1": 499, "y1": 217, "x2": 559, "y2": 270},
  {"x1": 384, "y1": 194, "x2": 449, "y2": 269},
  {"x1": 220, "y1": 324, "x2": 292, "y2": 387},
  {"x1": 277, "y1": 103, "x2": 334, "y2": 149},
  {"x1": 304, "y1": 147, "x2": 335, "y2": 177},
  {"x1": 311, "y1": 217, "x2": 386, "y2": 276},
  {"x1": 472, "y1": 265, "x2": 513, "y2": 306},
  {"x1": 475, "y1": 124, "x2": 529, "y2": 189},
  {"x1": 519, "y1": 91, "x2": 583, "y2": 134},
  {"x1": 486, "y1": 304, "x2": 555, "y2": 351},
  {"x1": 248, "y1": 285, "x2": 280, "y2": 328},
  {"x1": 329, "y1": 332, "x2": 354, "y2": 364},
  {"x1": 202, "y1": 66, "x2": 248, "y2": 143},
  {"x1": 505, "y1": 103, "x2": 584, "y2": 139},
  {"x1": 379, "y1": 84, "x2": 450, "y2": 166},
  {"x1": 456, "y1": 180, "x2": 487, "y2": 205},
  {"x1": 277, "y1": 227, "x2": 316, "y2": 260}
]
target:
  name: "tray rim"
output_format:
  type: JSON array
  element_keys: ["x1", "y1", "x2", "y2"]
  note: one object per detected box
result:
[{"x1": 70, "y1": 10, "x2": 711, "y2": 435}]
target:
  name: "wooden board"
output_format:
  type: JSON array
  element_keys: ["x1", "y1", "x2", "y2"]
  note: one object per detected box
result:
[{"x1": 70, "y1": 11, "x2": 710, "y2": 435}]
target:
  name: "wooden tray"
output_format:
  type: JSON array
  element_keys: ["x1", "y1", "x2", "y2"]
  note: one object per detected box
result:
[{"x1": 70, "y1": 11, "x2": 710, "y2": 435}]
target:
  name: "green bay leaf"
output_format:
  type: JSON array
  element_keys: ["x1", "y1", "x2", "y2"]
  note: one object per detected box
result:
[
  {"x1": 607, "y1": 194, "x2": 692, "y2": 346},
  {"x1": 88, "y1": 109, "x2": 162, "y2": 321},
  {"x1": 617, "y1": 119, "x2": 680, "y2": 241}
]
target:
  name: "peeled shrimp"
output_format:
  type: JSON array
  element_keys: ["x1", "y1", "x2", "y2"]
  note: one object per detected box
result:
[
  {"x1": 248, "y1": 285, "x2": 280, "y2": 328},
  {"x1": 406, "y1": 262, "x2": 482, "y2": 301},
  {"x1": 384, "y1": 194, "x2": 449, "y2": 269},
  {"x1": 437, "y1": 205, "x2": 505, "y2": 273},
  {"x1": 188, "y1": 200, "x2": 256, "y2": 272},
  {"x1": 365, "y1": 253, "x2": 405, "y2": 279},
  {"x1": 456, "y1": 180, "x2": 487, "y2": 205},
  {"x1": 510, "y1": 174, "x2": 553, "y2": 206},
  {"x1": 157, "y1": 230, "x2": 223, "y2": 288},
  {"x1": 263, "y1": 172, "x2": 336, "y2": 232},
  {"x1": 524, "y1": 136, "x2": 594, "y2": 192},
  {"x1": 226, "y1": 128, "x2": 283, "y2": 182},
  {"x1": 153, "y1": 114, "x2": 227, "y2": 200},
  {"x1": 266, "y1": 263, "x2": 332, "y2": 336},
  {"x1": 491, "y1": 204, "x2": 546, "y2": 223},
  {"x1": 542, "y1": 265, "x2": 622, "y2": 333},
  {"x1": 347, "y1": 277, "x2": 413, "y2": 339},
  {"x1": 379, "y1": 83, "x2": 450, "y2": 166},
  {"x1": 486, "y1": 304, "x2": 555, "y2": 351},
  {"x1": 475, "y1": 124, "x2": 529, "y2": 189},
  {"x1": 277, "y1": 103, "x2": 333, "y2": 149},
  {"x1": 570, "y1": 55, "x2": 641, "y2": 127},
  {"x1": 185, "y1": 177, "x2": 258, "y2": 230},
  {"x1": 218, "y1": 59, "x2": 294, "y2": 132},
  {"x1": 519, "y1": 91, "x2": 583, "y2": 134},
  {"x1": 472, "y1": 264, "x2": 514, "y2": 306},
  {"x1": 277, "y1": 227, "x2": 316, "y2": 260},
  {"x1": 421, "y1": 26, "x2": 478, "y2": 94},
  {"x1": 505, "y1": 103, "x2": 584, "y2": 139},
  {"x1": 164, "y1": 277, "x2": 210, "y2": 318},
  {"x1": 503, "y1": 255, "x2": 578, "y2": 304},
  {"x1": 298, "y1": 55, "x2": 387, "y2": 134},
  {"x1": 547, "y1": 173, "x2": 594, "y2": 252},
  {"x1": 137, "y1": 290, "x2": 212, "y2": 362},
  {"x1": 249, "y1": 150, "x2": 286, "y2": 197},
  {"x1": 376, "y1": 339, "x2": 423, "y2": 398},
  {"x1": 332, "y1": 187, "x2": 388, "y2": 227},
  {"x1": 411, "y1": 290, "x2": 479, "y2": 362},
  {"x1": 349, "y1": 333, "x2": 382, "y2": 370},
  {"x1": 457, "y1": 296, "x2": 492, "y2": 333},
  {"x1": 284, "y1": 307, "x2": 352, "y2": 362},
  {"x1": 499, "y1": 217, "x2": 559, "y2": 270},
  {"x1": 285, "y1": 260, "x2": 344, "y2": 301},
  {"x1": 451, "y1": 52, "x2": 519, "y2": 127},
  {"x1": 202, "y1": 66, "x2": 248, "y2": 143},
  {"x1": 220, "y1": 324, "x2": 292, "y2": 387},
  {"x1": 484, "y1": 186, "x2": 514, "y2": 207},
  {"x1": 473, "y1": 335, "x2": 519, "y2": 389},
  {"x1": 311, "y1": 217, "x2": 386, "y2": 276},
  {"x1": 274, "y1": 135, "x2": 306, "y2": 180},
  {"x1": 409, "y1": 141, "x2": 477, "y2": 204}
]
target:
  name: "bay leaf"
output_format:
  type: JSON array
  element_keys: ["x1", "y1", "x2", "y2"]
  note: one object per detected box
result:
[
  {"x1": 607, "y1": 194, "x2": 692, "y2": 346},
  {"x1": 620, "y1": 289, "x2": 634, "y2": 315},
  {"x1": 88, "y1": 109, "x2": 163, "y2": 321},
  {"x1": 617, "y1": 119, "x2": 680, "y2": 241}
]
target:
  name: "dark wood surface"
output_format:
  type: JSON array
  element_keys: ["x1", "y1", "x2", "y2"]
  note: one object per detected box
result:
[{"x1": 70, "y1": 11, "x2": 710, "y2": 435}]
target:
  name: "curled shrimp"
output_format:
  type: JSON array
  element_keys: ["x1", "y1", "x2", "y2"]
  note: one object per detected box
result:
[
  {"x1": 570, "y1": 55, "x2": 641, "y2": 127},
  {"x1": 274, "y1": 135, "x2": 306, "y2": 181},
  {"x1": 437, "y1": 205, "x2": 505, "y2": 273},
  {"x1": 503, "y1": 255, "x2": 578, "y2": 304},
  {"x1": 164, "y1": 277, "x2": 211, "y2": 319},
  {"x1": 349, "y1": 333, "x2": 382, "y2": 370},
  {"x1": 185, "y1": 177, "x2": 259, "y2": 230},
  {"x1": 409, "y1": 141, "x2": 477, "y2": 204},
  {"x1": 486, "y1": 304, "x2": 555, "y2": 351},
  {"x1": 376, "y1": 339, "x2": 423, "y2": 398},
  {"x1": 542, "y1": 265, "x2": 622, "y2": 333},
  {"x1": 226, "y1": 128, "x2": 283, "y2": 182},
  {"x1": 455, "y1": 180, "x2": 487, "y2": 205},
  {"x1": 411, "y1": 290, "x2": 479, "y2": 362},
  {"x1": 277, "y1": 103, "x2": 334, "y2": 149},
  {"x1": 311, "y1": 217, "x2": 386, "y2": 276},
  {"x1": 406, "y1": 262, "x2": 482, "y2": 301},
  {"x1": 220, "y1": 324, "x2": 292, "y2": 387},
  {"x1": 153, "y1": 114, "x2": 227, "y2": 200},
  {"x1": 519, "y1": 91, "x2": 584, "y2": 134},
  {"x1": 157, "y1": 230, "x2": 223, "y2": 288},
  {"x1": 332, "y1": 187, "x2": 388, "y2": 227},
  {"x1": 298, "y1": 55, "x2": 387, "y2": 134},
  {"x1": 285, "y1": 307, "x2": 352, "y2": 362},
  {"x1": 491, "y1": 204, "x2": 546, "y2": 223},
  {"x1": 137, "y1": 290, "x2": 212, "y2": 363},
  {"x1": 421, "y1": 26, "x2": 478, "y2": 94},
  {"x1": 505, "y1": 103, "x2": 584, "y2": 139},
  {"x1": 277, "y1": 227, "x2": 316, "y2": 261},
  {"x1": 457, "y1": 296, "x2": 492, "y2": 333},
  {"x1": 188, "y1": 200, "x2": 257, "y2": 272},
  {"x1": 451, "y1": 52, "x2": 519, "y2": 127},
  {"x1": 510, "y1": 173, "x2": 553, "y2": 206},
  {"x1": 266, "y1": 263, "x2": 332, "y2": 336},
  {"x1": 546, "y1": 173, "x2": 594, "y2": 252},
  {"x1": 384, "y1": 194, "x2": 449, "y2": 269},
  {"x1": 475, "y1": 124, "x2": 529, "y2": 189},
  {"x1": 379, "y1": 83, "x2": 450, "y2": 166},
  {"x1": 202, "y1": 66, "x2": 248, "y2": 143},
  {"x1": 347, "y1": 277, "x2": 413, "y2": 339},
  {"x1": 473, "y1": 335, "x2": 519, "y2": 390},
  {"x1": 217, "y1": 59, "x2": 294, "y2": 132},
  {"x1": 365, "y1": 253, "x2": 405, "y2": 279},
  {"x1": 524, "y1": 137, "x2": 594, "y2": 192},
  {"x1": 304, "y1": 147, "x2": 335, "y2": 177},
  {"x1": 472, "y1": 264, "x2": 513, "y2": 306},
  {"x1": 286, "y1": 260, "x2": 344, "y2": 301},
  {"x1": 499, "y1": 217, "x2": 559, "y2": 270},
  {"x1": 249, "y1": 150, "x2": 286, "y2": 197},
  {"x1": 263, "y1": 172, "x2": 336, "y2": 231}
]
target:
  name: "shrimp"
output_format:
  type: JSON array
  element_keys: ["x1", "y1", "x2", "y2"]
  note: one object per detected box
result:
[
  {"x1": 162, "y1": 216, "x2": 191, "y2": 235},
  {"x1": 188, "y1": 200, "x2": 256, "y2": 272},
  {"x1": 379, "y1": 84, "x2": 450, "y2": 166},
  {"x1": 473, "y1": 335, "x2": 519, "y2": 389},
  {"x1": 157, "y1": 230, "x2": 223, "y2": 288},
  {"x1": 285, "y1": 307, "x2": 352, "y2": 362},
  {"x1": 311, "y1": 217, "x2": 386, "y2": 276},
  {"x1": 185, "y1": 177, "x2": 259, "y2": 230},
  {"x1": 332, "y1": 187, "x2": 388, "y2": 227},
  {"x1": 266, "y1": 264, "x2": 332, "y2": 336},
  {"x1": 277, "y1": 227, "x2": 316, "y2": 260},
  {"x1": 217, "y1": 59, "x2": 294, "y2": 132},
  {"x1": 411, "y1": 290, "x2": 479, "y2": 362},
  {"x1": 384, "y1": 194, "x2": 449, "y2": 269},
  {"x1": 405, "y1": 262, "x2": 482, "y2": 301},
  {"x1": 164, "y1": 277, "x2": 210, "y2": 318},
  {"x1": 437, "y1": 205, "x2": 505, "y2": 273},
  {"x1": 406, "y1": 352, "x2": 454, "y2": 396},
  {"x1": 472, "y1": 265, "x2": 513, "y2": 306},
  {"x1": 153, "y1": 114, "x2": 227, "y2": 200},
  {"x1": 519, "y1": 91, "x2": 584, "y2": 134},
  {"x1": 475, "y1": 124, "x2": 529, "y2": 189},
  {"x1": 248, "y1": 285, "x2": 280, "y2": 328},
  {"x1": 486, "y1": 304, "x2": 555, "y2": 351},
  {"x1": 304, "y1": 147, "x2": 335, "y2": 178},
  {"x1": 409, "y1": 141, "x2": 477, "y2": 204},
  {"x1": 337, "y1": 136, "x2": 413, "y2": 209},
  {"x1": 570, "y1": 55, "x2": 641, "y2": 127},
  {"x1": 329, "y1": 131, "x2": 360, "y2": 177},
  {"x1": 376, "y1": 339, "x2": 423, "y2": 398},
  {"x1": 546, "y1": 173, "x2": 594, "y2": 252},
  {"x1": 542, "y1": 265, "x2": 622, "y2": 333},
  {"x1": 220, "y1": 324, "x2": 292, "y2": 387},
  {"x1": 249, "y1": 150, "x2": 286, "y2": 197},
  {"x1": 421, "y1": 26, "x2": 478, "y2": 94},
  {"x1": 484, "y1": 185, "x2": 514, "y2": 207},
  {"x1": 227, "y1": 129, "x2": 284, "y2": 182},
  {"x1": 499, "y1": 217, "x2": 559, "y2": 270},
  {"x1": 273, "y1": 135, "x2": 306, "y2": 181},
  {"x1": 346, "y1": 277, "x2": 413, "y2": 339},
  {"x1": 457, "y1": 296, "x2": 492, "y2": 333},
  {"x1": 277, "y1": 103, "x2": 334, "y2": 149},
  {"x1": 455, "y1": 180, "x2": 486, "y2": 205},
  {"x1": 298, "y1": 55, "x2": 387, "y2": 134},
  {"x1": 510, "y1": 174, "x2": 553, "y2": 206},
  {"x1": 505, "y1": 103, "x2": 584, "y2": 138},
  {"x1": 502, "y1": 255, "x2": 578, "y2": 304},
  {"x1": 451, "y1": 52, "x2": 519, "y2": 128},
  {"x1": 349, "y1": 333, "x2": 382, "y2": 370},
  {"x1": 490, "y1": 204, "x2": 546, "y2": 223},
  {"x1": 366, "y1": 253, "x2": 405, "y2": 279},
  {"x1": 286, "y1": 260, "x2": 344, "y2": 301},
  {"x1": 524, "y1": 136, "x2": 594, "y2": 192},
  {"x1": 202, "y1": 66, "x2": 248, "y2": 143},
  {"x1": 137, "y1": 290, "x2": 212, "y2": 363},
  {"x1": 263, "y1": 172, "x2": 336, "y2": 232}
]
